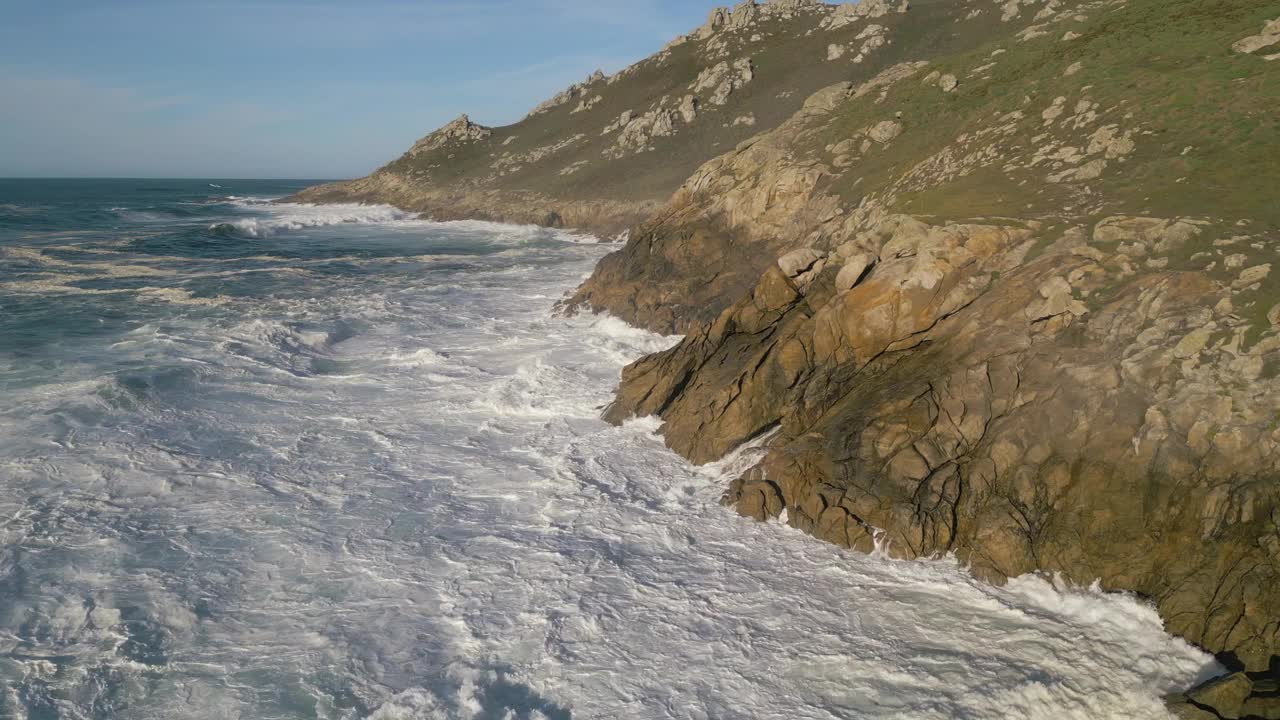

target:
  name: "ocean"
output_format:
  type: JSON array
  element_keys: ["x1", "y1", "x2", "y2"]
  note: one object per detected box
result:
[{"x1": 0, "y1": 179, "x2": 1218, "y2": 719}]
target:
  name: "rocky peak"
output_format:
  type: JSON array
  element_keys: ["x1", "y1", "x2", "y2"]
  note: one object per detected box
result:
[
  {"x1": 407, "y1": 114, "x2": 492, "y2": 157},
  {"x1": 525, "y1": 69, "x2": 610, "y2": 119},
  {"x1": 697, "y1": 1, "x2": 762, "y2": 38}
]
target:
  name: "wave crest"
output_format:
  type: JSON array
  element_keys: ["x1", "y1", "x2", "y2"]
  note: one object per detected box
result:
[{"x1": 210, "y1": 203, "x2": 420, "y2": 238}]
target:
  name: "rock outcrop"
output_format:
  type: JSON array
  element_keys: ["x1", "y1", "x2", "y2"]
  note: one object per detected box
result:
[
  {"x1": 1233, "y1": 17, "x2": 1280, "y2": 58},
  {"x1": 822, "y1": 0, "x2": 911, "y2": 30},
  {"x1": 566, "y1": 3, "x2": 1280, "y2": 710},
  {"x1": 406, "y1": 114, "x2": 491, "y2": 157}
]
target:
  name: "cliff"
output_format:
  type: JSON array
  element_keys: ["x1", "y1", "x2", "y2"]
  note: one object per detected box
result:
[{"x1": 295, "y1": 0, "x2": 1280, "y2": 715}]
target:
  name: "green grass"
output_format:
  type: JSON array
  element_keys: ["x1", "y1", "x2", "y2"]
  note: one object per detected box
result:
[{"x1": 798, "y1": 0, "x2": 1280, "y2": 233}]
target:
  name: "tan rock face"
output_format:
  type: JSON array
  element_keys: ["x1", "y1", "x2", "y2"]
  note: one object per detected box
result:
[
  {"x1": 572, "y1": 61, "x2": 1280, "y2": 673},
  {"x1": 566, "y1": 67, "x2": 928, "y2": 333},
  {"x1": 603, "y1": 210, "x2": 1280, "y2": 673}
]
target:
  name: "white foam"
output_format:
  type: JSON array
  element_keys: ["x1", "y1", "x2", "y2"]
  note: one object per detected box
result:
[
  {"x1": 385, "y1": 347, "x2": 450, "y2": 368},
  {"x1": 216, "y1": 201, "x2": 601, "y2": 246},
  {"x1": 0, "y1": 219, "x2": 1216, "y2": 719},
  {"x1": 419, "y1": 218, "x2": 602, "y2": 245},
  {"x1": 215, "y1": 201, "x2": 422, "y2": 237}
]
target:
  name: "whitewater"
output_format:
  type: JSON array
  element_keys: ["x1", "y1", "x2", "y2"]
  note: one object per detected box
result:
[{"x1": 0, "y1": 180, "x2": 1218, "y2": 719}]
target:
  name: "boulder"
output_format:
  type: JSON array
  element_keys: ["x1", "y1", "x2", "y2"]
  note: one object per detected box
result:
[
  {"x1": 777, "y1": 248, "x2": 826, "y2": 278},
  {"x1": 835, "y1": 254, "x2": 875, "y2": 291},
  {"x1": 868, "y1": 120, "x2": 903, "y2": 144},
  {"x1": 679, "y1": 95, "x2": 699, "y2": 124},
  {"x1": 1235, "y1": 263, "x2": 1272, "y2": 289}
]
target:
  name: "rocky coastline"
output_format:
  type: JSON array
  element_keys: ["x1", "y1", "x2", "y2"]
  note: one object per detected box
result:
[{"x1": 292, "y1": 1, "x2": 1280, "y2": 716}]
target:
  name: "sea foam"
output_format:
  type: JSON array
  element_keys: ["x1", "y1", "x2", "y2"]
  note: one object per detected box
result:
[
  {"x1": 212, "y1": 202, "x2": 421, "y2": 237},
  {"x1": 0, "y1": 190, "x2": 1217, "y2": 719}
]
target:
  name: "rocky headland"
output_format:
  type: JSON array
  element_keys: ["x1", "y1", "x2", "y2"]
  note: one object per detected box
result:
[{"x1": 292, "y1": 0, "x2": 1280, "y2": 716}]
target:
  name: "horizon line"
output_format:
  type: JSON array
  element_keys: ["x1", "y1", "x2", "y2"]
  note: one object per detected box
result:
[{"x1": 0, "y1": 176, "x2": 347, "y2": 182}]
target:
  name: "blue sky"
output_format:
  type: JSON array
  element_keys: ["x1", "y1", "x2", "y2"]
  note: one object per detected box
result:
[{"x1": 0, "y1": 0, "x2": 719, "y2": 179}]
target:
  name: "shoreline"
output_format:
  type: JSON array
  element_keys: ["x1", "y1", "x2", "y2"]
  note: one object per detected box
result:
[
  {"x1": 282, "y1": 174, "x2": 661, "y2": 241},
  {"x1": 272, "y1": 190, "x2": 1239, "y2": 717}
]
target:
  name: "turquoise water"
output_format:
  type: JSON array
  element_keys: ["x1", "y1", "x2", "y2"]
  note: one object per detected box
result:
[{"x1": 0, "y1": 180, "x2": 1217, "y2": 719}]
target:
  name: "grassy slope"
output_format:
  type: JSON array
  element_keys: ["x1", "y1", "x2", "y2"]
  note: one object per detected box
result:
[
  {"x1": 370, "y1": 3, "x2": 977, "y2": 205},
  {"x1": 795, "y1": 0, "x2": 1279, "y2": 344}
]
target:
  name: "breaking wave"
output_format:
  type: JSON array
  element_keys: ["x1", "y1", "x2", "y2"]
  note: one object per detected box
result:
[
  {"x1": 211, "y1": 202, "x2": 421, "y2": 237},
  {"x1": 0, "y1": 180, "x2": 1219, "y2": 719}
]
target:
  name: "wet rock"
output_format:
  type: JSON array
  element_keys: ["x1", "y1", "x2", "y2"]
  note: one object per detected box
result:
[{"x1": 1187, "y1": 673, "x2": 1253, "y2": 719}]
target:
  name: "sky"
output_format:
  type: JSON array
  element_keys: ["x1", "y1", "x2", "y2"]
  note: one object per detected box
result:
[{"x1": 0, "y1": 0, "x2": 721, "y2": 179}]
